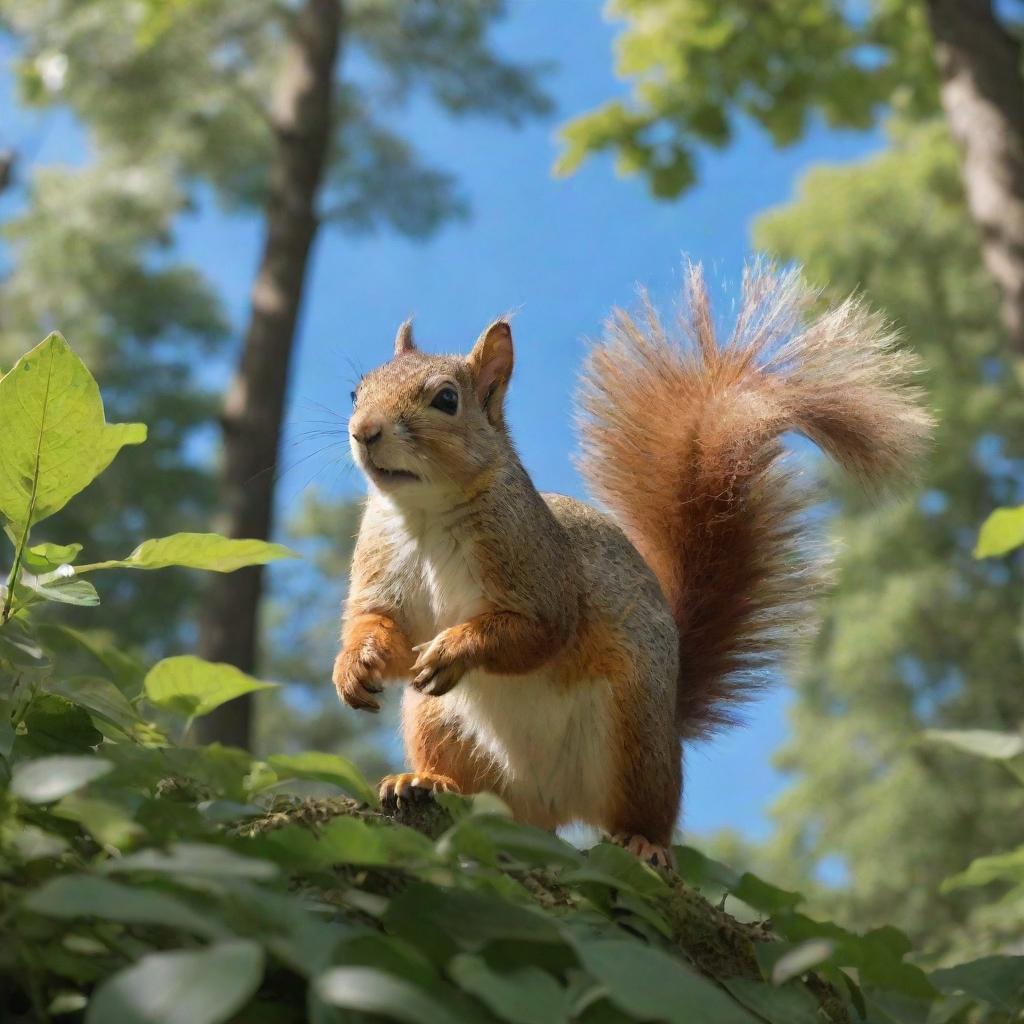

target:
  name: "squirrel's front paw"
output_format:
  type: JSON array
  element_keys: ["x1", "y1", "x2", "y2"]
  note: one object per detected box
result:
[
  {"x1": 410, "y1": 629, "x2": 468, "y2": 697},
  {"x1": 333, "y1": 644, "x2": 385, "y2": 713}
]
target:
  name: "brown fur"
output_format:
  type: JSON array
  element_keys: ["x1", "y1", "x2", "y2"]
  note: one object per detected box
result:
[
  {"x1": 577, "y1": 262, "x2": 934, "y2": 739},
  {"x1": 401, "y1": 690, "x2": 505, "y2": 794}
]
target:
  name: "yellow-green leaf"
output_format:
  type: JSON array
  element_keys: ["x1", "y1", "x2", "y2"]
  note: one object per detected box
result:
[
  {"x1": 974, "y1": 505, "x2": 1024, "y2": 558},
  {"x1": 942, "y1": 846, "x2": 1024, "y2": 892},
  {"x1": 144, "y1": 656, "x2": 277, "y2": 719},
  {"x1": 0, "y1": 334, "x2": 146, "y2": 537},
  {"x1": 95, "y1": 533, "x2": 297, "y2": 573}
]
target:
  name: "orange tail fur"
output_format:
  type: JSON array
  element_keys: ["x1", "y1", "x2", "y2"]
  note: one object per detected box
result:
[{"x1": 577, "y1": 262, "x2": 933, "y2": 740}]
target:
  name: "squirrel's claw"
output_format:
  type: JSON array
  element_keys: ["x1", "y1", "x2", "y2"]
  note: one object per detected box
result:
[
  {"x1": 333, "y1": 647, "x2": 385, "y2": 712},
  {"x1": 410, "y1": 632, "x2": 466, "y2": 696},
  {"x1": 411, "y1": 660, "x2": 464, "y2": 696},
  {"x1": 379, "y1": 771, "x2": 459, "y2": 807}
]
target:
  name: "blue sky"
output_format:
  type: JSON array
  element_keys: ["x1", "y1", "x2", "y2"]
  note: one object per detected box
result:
[{"x1": 2, "y1": 2, "x2": 886, "y2": 844}]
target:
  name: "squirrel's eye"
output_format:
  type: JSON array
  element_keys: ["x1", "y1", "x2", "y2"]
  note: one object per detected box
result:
[{"x1": 431, "y1": 386, "x2": 459, "y2": 415}]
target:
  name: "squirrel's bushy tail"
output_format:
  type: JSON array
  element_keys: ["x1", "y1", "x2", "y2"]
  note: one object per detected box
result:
[{"x1": 577, "y1": 262, "x2": 933, "y2": 741}]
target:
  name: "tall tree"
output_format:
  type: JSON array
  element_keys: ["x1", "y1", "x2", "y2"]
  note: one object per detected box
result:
[
  {"x1": 557, "y1": 0, "x2": 1024, "y2": 352},
  {"x1": 2, "y1": 0, "x2": 550, "y2": 747},
  {"x1": 753, "y1": 121, "x2": 1024, "y2": 956},
  {"x1": 198, "y1": 0, "x2": 343, "y2": 748},
  {"x1": 923, "y1": 0, "x2": 1024, "y2": 353}
]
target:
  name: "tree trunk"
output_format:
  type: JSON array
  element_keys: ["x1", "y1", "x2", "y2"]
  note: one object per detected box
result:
[
  {"x1": 924, "y1": 0, "x2": 1024, "y2": 352},
  {"x1": 197, "y1": 0, "x2": 342, "y2": 748}
]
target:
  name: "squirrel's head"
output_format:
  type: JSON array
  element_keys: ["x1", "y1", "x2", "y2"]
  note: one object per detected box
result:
[{"x1": 349, "y1": 318, "x2": 514, "y2": 498}]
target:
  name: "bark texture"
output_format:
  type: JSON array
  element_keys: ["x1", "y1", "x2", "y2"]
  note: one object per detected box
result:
[
  {"x1": 925, "y1": 0, "x2": 1024, "y2": 352},
  {"x1": 197, "y1": 0, "x2": 342, "y2": 747}
]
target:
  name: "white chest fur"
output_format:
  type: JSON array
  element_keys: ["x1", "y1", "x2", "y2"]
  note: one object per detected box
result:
[{"x1": 372, "y1": 494, "x2": 614, "y2": 830}]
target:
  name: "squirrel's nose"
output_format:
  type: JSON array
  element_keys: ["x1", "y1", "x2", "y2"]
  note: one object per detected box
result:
[{"x1": 351, "y1": 418, "x2": 384, "y2": 447}]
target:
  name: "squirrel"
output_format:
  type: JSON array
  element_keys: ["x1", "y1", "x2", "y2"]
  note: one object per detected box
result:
[{"x1": 333, "y1": 262, "x2": 933, "y2": 867}]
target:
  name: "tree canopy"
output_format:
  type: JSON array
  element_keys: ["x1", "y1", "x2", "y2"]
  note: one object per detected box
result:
[{"x1": 753, "y1": 119, "x2": 1024, "y2": 957}]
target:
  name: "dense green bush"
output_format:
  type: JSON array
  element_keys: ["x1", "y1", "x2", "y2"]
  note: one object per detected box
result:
[{"x1": 1, "y1": 334, "x2": 1021, "y2": 1022}]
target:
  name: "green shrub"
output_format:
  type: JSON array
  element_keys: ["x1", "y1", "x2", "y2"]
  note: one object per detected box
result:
[{"x1": 1, "y1": 334, "x2": 1021, "y2": 1022}]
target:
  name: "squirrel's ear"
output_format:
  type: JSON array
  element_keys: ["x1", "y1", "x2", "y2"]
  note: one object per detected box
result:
[
  {"x1": 393, "y1": 318, "x2": 416, "y2": 356},
  {"x1": 467, "y1": 319, "x2": 513, "y2": 426}
]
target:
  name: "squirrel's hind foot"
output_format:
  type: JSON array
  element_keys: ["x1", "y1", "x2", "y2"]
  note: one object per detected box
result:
[
  {"x1": 612, "y1": 832, "x2": 673, "y2": 870},
  {"x1": 379, "y1": 772, "x2": 460, "y2": 808}
]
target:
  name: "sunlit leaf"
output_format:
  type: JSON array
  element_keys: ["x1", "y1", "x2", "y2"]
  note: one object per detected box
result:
[
  {"x1": 315, "y1": 966, "x2": 465, "y2": 1024},
  {"x1": 924, "y1": 728, "x2": 1024, "y2": 761},
  {"x1": 974, "y1": 505, "x2": 1024, "y2": 558},
  {"x1": 85, "y1": 941, "x2": 264, "y2": 1024},
  {"x1": 0, "y1": 333, "x2": 146, "y2": 536},
  {"x1": 942, "y1": 846, "x2": 1024, "y2": 892},
  {"x1": 20, "y1": 572, "x2": 100, "y2": 607},
  {"x1": 10, "y1": 755, "x2": 112, "y2": 803},
  {"x1": 144, "y1": 655, "x2": 277, "y2": 719},
  {"x1": 21, "y1": 541, "x2": 82, "y2": 573},
  {"x1": 90, "y1": 533, "x2": 297, "y2": 573}
]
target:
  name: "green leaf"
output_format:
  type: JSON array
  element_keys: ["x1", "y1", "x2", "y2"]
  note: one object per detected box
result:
[
  {"x1": 3, "y1": 822, "x2": 69, "y2": 861},
  {"x1": 25, "y1": 876, "x2": 226, "y2": 939},
  {"x1": 46, "y1": 676, "x2": 146, "y2": 736},
  {"x1": 673, "y1": 844, "x2": 741, "y2": 891},
  {"x1": 731, "y1": 872, "x2": 803, "y2": 915},
  {"x1": 23, "y1": 693, "x2": 103, "y2": 752},
  {"x1": 21, "y1": 541, "x2": 83, "y2": 573},
  {"x1": 267, "y1": 750, "x2": 376, "y2": 805},
  {"x1": 770, "y1": 913, "x2": 933, "y2": 999},
  {"x1": 40, "y1": 624, "x2": 146, "y2": 697},
  {"x1": 258, "y1": 815, "x2": 434, "y2": 869},
  {"x1": 439, "y1": 814, "x2": 584, "y2": 869},
  {"x1": 10, "y1": 755, "x2": 112, "y2": 803},
  {"x1": 91, "y1": 533, "x2": 297, "y2": 573},
  {"x1": 574, "y1": 940, "x2": 756, "y2": 1024},
  {"x1": 930, "y1": 956, "x2": 1024, "y2": 1012},
  {"x1": 101, "y1": 842, "x2": 278, "y2": 881},
  {"x1": 449, "y1": 954, "x2": 571, "y2": 1024},
  {"x1": 924, "y1": 728, "x2": 1024, "y2": 761},
  {"x1": 974, "y1": 505, "x2": 1024, "y2": 557},
  {"x1": 53, "y1": 794, "x2": 146, "y2": 849},
  {"x1": 0, "y1": 616, "x2": 46, "y2": 666},
  {"x1": 0, "y1": 333, "x2": 146, "y2": 535},
  {"x1": 756, "y1": 939, "x2": 837, "y2": 985},
  {"x1": 315, "y1": 966, "x2": 465, "y2": 1024},
  {"x1": 721, "y1": 978, "x2": 823, "y2": 1024},
  {"x1": 85, "y1": 940, "x2": 264, "y2": 1024},
  {"x1": 575, "y1": 842, "x2": 668, "y2": 897},
  {"x1": 942, "y1": 846, "x2": 1024, "y2": 891},
  {"x1": 385, "y1": 882, "x2": 563, "y2": 955},
  {"x1": 144, "y1": 656, "x2": 277, "y2": 719},
  {"x1": 20, "y1": 572, "x2": 100, "y2": 607}
]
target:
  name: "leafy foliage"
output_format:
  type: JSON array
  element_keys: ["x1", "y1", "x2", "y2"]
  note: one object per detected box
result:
[
  {"x1": 1, "y1": 333, "x2": 1022, "y2": 1023},
  {"x1": 751, "y1": 119, "x2": 1024, "y2": 956},
  {"x1": 556, "y1": 0, "x2": 947, "y2": 196}
]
